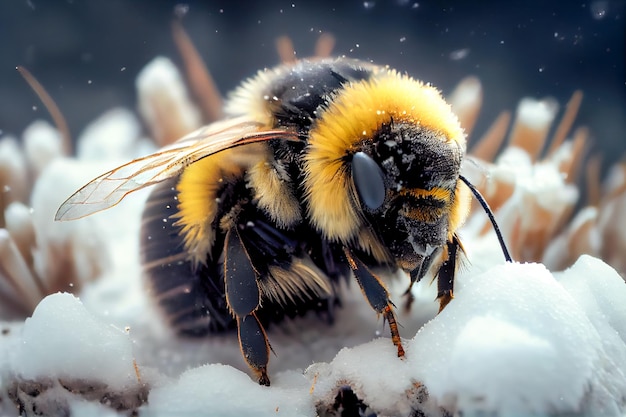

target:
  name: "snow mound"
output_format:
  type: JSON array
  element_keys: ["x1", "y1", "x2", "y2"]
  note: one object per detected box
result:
[
  {"x1": 5, "y1": 293, "x2": 147, "y2": 416},
  {"x1": 145, "y1": 365, "x2": 314, "y2": 417},
  {"x1": 307, "y1": 258, "x2": 626, "y2": 416},
  {"x1": 14, "y1": 293, "x2": 138, "y2": 387},
  {"x1": 2, "y1": 249, "x2": 625, "y2": 417}
]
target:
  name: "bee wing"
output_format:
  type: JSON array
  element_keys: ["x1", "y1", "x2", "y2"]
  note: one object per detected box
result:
[{"x1": 55, "y1": 117, "x2": 299, "y2": 221}]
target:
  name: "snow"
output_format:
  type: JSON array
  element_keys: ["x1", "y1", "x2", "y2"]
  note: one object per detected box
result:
[
  {"x1": 75, "y1": 108, "x2": 142, "y2": 161},
  {"x1": 556, "y1": 258, "x2": 626, "y2": 416},
  {"x1": 307, "y1": 338, "x2": 419, "y2": 416},
  {"x1": 145, "y1": 365, "x2": 314, "y2": 417},
  {"x1": 412, "y1": 261, "x2": 602, "y2": 414},
  {"x1": 22, "y1": 120, "x2": 64, "y2": 176},
  {"x1": 494, "y1": 147, "x2": 579, "y2": 216},
  {"x1": 13, "y1": 293, "x2": 138, "y2": 388},
  {"x1": 302, "y1": 258, "x2": 626, "y2": 416},
  {"x1": 29, "y1": 158, "x2": 112, "y2": 287},
  {"x1": 136, "y1": 57, "x2": 202, "y2": 145},
  {"x1": 448, "y1": 76, "x2": 482, "y2": 116},
  {"x1": 516, "y1": 97, "x2": 559, "y2": 131},
  {"x1": 4, "y1": 207, "x2": 626, "y2": 417},
  {"x1": 0, "y1": 136, "x2": 29, "y2": 203}
]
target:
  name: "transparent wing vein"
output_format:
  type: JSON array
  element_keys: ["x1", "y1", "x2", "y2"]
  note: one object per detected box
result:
[{"x1": 55, "y1": 118, "x2": 298, "y2": 220}]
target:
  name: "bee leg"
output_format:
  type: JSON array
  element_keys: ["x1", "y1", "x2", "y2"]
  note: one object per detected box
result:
[
  {"x1": 224, "y1": 228, "x2": 271, "y2": 385},
  {"x1": 238, "y1": 312, "x2": 271, "y2": 386},
  {"x1": 343, "y1": 248, "x2": 405, "y2": 358},
  {"x1": 436, "y1": 235, "x2": 461, "y2": 313}
]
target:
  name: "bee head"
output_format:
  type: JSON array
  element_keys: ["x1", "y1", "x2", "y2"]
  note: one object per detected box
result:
[
  {"x1": 304, "y1": 71, "x2": 470, "y2": 270},
  {"x1": 351, "y1": 121, "x2": 465, "y2": 271}
]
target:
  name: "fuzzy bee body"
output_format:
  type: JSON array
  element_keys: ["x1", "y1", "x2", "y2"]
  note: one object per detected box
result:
[
  {"x1": 57, "y1": 57, "x2": 474, "y2": 386},
  {"x1": 140, "y1": 176, "x2": 345, "y2": 337}
]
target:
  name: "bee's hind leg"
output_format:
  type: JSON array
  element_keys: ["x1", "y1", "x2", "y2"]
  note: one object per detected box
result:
[
  {"x1": 237, "y1": 312, "x2": 271, "y2": 386},
  {"x1": 224, "y1": 227, "x2": 271, "y2": 386}
]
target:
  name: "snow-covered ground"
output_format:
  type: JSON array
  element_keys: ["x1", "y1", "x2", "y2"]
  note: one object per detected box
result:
[{"x1": 1, "y1": 62, "x2": 626, "y2": 417}]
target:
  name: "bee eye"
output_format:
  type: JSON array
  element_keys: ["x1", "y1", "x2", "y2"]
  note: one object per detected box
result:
[{"x1": 352, "y1": 151, "x2": 386, "y2": 210}]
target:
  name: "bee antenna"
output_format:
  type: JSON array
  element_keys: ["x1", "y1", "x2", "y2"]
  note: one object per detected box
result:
[{"x1": 459, "y1": 175, "x2": 513, "y2": 263}]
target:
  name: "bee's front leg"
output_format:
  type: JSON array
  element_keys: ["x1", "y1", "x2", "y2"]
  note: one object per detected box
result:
[
  {"x1": 343, "y1": 248, "x2": 405, "y2": 358},
  {"x1": 436, "y1": 234, "x2": 461, "y2": 313},
  {"x1": 224, "y1": 227, "x2": 271, "y2": 386}
]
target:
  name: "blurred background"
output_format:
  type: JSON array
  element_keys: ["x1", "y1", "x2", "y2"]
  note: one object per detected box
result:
[{"x1": 0, "y1": 0, "x2": 624, "y2": 172}]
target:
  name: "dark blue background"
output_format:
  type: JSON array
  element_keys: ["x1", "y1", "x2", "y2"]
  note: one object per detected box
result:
[{"x1": 1, "y1": 0, "x2": 624, "y2": 172}]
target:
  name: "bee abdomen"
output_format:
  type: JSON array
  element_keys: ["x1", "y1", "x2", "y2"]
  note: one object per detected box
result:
[{"x1": 140, "y1": 178, "x2": 233, "y2": 336}]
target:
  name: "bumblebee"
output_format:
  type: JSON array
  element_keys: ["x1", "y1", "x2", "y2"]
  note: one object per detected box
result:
[{"x1": 56, "y1": 57, "x2": 510, "y2": 386}]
